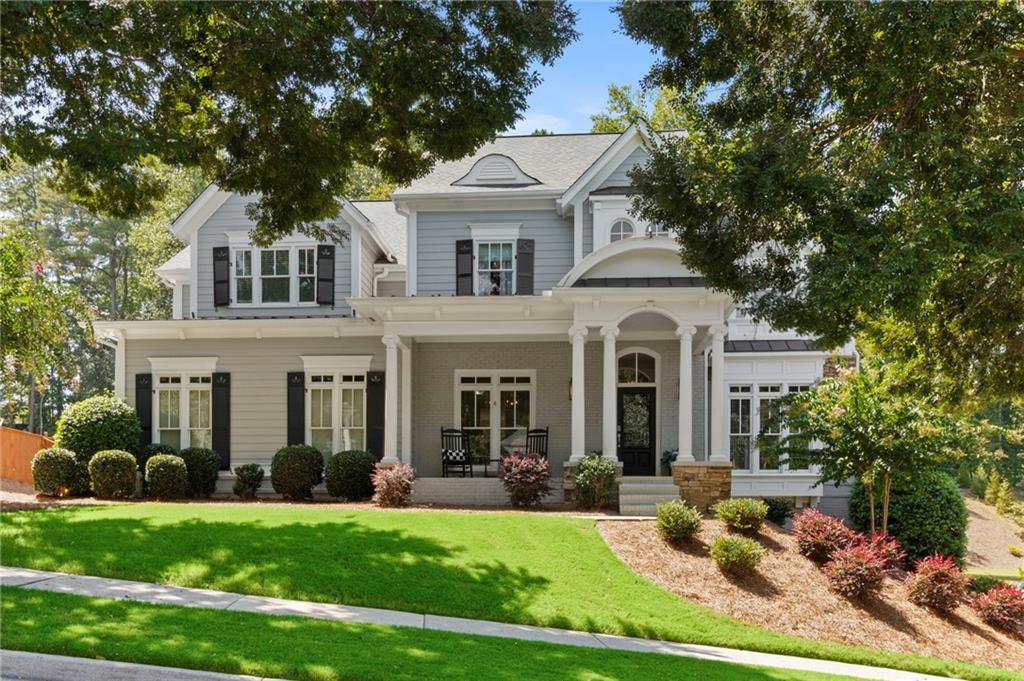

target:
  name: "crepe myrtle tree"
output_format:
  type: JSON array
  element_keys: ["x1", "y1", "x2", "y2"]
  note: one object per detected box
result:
[
  {"x1": 769, "y1": 362, "x2": 986, "y2": 535},
  {"x1": 616, "y1": 1, "x2": 1024, "y2": 406},
  {"x1": 2, "y1": 1, "x2": 578, "y2": 246}
]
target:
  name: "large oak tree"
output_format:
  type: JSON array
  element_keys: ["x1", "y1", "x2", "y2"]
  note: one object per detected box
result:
[
  {"x1": 2, "y1": 1, "x2": 577, "y2": 245},
  {"x1": 617, "y1": 1, "x2": 1024, "y2": 405}
]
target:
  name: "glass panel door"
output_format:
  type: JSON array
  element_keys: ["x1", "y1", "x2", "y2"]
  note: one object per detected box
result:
[
  {"x1": 460, "y1": 387, "x2": 491, "y2": 464},
  {"x1": 158, "y1": 389, "x2": 181, "y2": 450},
  {"x1": 340, "y1": 386, "x2": 365, "y2": 451},
  {"x1": 188, "y1": 389, "x2": 211, "y2": 449},
  {"x1": 310, "y1": 388, "x2": 333, "y2": 456},
  {"x1": 499, "y1": 389, "x2": 530, "y2": 456}
]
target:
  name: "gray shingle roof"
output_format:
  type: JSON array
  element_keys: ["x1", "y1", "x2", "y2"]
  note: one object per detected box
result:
[
  {"x1": 156, "y1": 245, "x2": 190, "y2": 273},
  {"x1": 572, "y1": 276, "x2": 706, "y2": 288},
  {"x1": 393, "y1": 133, "x2": 620, "y2": 196},
  {"x1": 352, "y1": 200, "x2": 406, "y2": 264},
  {"x1": 724, "y1": 339, "x2": 823, "y2": 353}
]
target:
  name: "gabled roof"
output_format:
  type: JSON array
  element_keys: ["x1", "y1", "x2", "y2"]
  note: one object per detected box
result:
[
  {"x1": 558, "y1": 122, "x2": 663, "y2": 209},
  {"x1": 351, "y1": 200, "x2": 406, "y2": 264},
  {"x1": 155, "y1": 245, "x2": 190, "y2": 285}
]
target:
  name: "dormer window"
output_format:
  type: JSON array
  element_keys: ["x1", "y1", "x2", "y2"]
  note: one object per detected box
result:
[
  {"x1": 610, "y1": 219, "x2": 634, "y2": 242},
  {"x1": 228, "y1": 241, "x2": 317, "y2": 306}
]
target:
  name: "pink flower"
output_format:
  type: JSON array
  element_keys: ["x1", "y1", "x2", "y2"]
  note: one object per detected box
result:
[{"x1": 32, "y1": 262, "x2": 43, "y2": 274}]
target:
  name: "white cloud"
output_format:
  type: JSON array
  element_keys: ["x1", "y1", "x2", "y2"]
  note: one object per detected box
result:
[{"x1": 508, "y1": 112, "x2": 572, "y2": 135}]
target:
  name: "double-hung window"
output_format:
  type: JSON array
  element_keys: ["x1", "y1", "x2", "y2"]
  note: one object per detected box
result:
[
  {"x1": 228, "y1": 235, "x2": 318, "y2": 306},
  {"x1": 729, "y1": 385, "x2": 752, "y2": 469},
  {"x1": 728, "y1": 381, "x2": 816, "y2": 473},
  {"x1": 234, "y1": 251, "x2": 253, "y2": 304},
  {"x1": 756, "y1": 384, "x2": 782, "y2": 470},
  {"x1": 298, "y1": 247, "x2": 316, "y2": 303},
  {"x1": 476, "y1": 242, "x2": 514, "y2": 296},
  {"x1": 154, "y1": 372, "x2": 213, "y2": 450},
  {"x1": 260, "y1": 249, "x2": 291, "y2": 303}
]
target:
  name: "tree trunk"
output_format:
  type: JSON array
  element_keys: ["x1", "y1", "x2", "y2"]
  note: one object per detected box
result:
[
  {"x1": 881, "y1": 473, "x2": 892, "y2": 535},
  {"x1": 861, "y1": 474, "x2": 876, "y2": 534},
  {"x1": 27, "y1": 374, "x2": 36, "y2": 433}
]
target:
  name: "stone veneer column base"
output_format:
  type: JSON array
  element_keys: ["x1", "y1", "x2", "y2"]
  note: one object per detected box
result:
[
  {"x1": 562, "y1": 460, "x2": 623, "y2": 507},
  {"x1": 671, "y1": 462, "x2": 733, "y2": 511}
]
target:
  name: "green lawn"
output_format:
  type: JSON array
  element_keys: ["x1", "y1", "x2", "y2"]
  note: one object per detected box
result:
[
  {"x1": 0, "y1": 504, "x2": 1011, "y2": 681},
  {"x1": 0, "y1": 588, "x2": 857, "y2": 681},
  {"x1": 967, "y1": 569, "x2": 1021, "y2": 583}
]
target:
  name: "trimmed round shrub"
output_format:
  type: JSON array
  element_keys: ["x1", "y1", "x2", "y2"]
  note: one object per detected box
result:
[
  {"x1": 823, "y1": 544, "x2": 885, "y2": 598},
  {"x1": 792, "y1": 508, "x2": 858, "y2": 562},
  {"x1": 233, "y1": 463, "x2": 265, "y2": 500},
  {"x1": 573, "y1": 454, "x2": 617, "y2": 509},
  {"x1": 500, "y1": 454, "x2": 551, "y2": 507},
  {"x1": 145, "y1": 454, "x2": 189, "y2": 499},
  {"x1": 88, "y1": 450, "x2": 138, "y2": 499},
  {"x1": 972, "y1": 584, "x2": 1024, "y2": 631},
  {"x1": 178, "y1": 447, "x2": 220, "y2": 498},
  {"x1": 764, "y1": 497, "x2": 796, "y2": 526},
  {"x1": 857, "y1": 533, "x2": 906, "y2": 571},
  {"x1": 710, "y1": 535, "x2": 765, "y2": 574},
  {"x1": 55, "y1": 395, "x2": 141, "y2": 460},
  {"x1": 139, "y1": 442, "x2": 177, "y2": 469},
  {"x1": 270, "y1": 445, "x2": 324, "y2": 500},
  {"x1": 656, "y1": 500, "x2": 702, "y2": 544},
  {"x1": 324, "y1": 450, "x2": 376, "y2": 500},
  {"x1": 906, "y1": 555, "x2": 971, "y2": 612},
  {"x1": 31, "y1": 447, "x2": 79, "y2": 497},
  {"x1": 849, "y1": 470, "x2": 967, "y2": 566},
  {"x1": 712, "y1": 498, "x2": 768, "y2": 533},
  {"x1": 372, "y1": 463, "x2": 416, "y2": 507}
]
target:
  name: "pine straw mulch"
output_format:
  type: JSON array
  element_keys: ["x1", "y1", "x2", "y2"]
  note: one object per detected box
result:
[{"x1": 598, "y1": 517, "x2": 1024, "y2": 672}]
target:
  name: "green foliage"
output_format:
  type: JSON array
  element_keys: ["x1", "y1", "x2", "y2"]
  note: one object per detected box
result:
[
  {"x1": 144, "y1": 454, "x2": 189, "y2": 499},
  {"x1": 995, "y1": 480, "x2": 1016, "y2": 516},
  {"x1": 709, "y1": 535, "x2": 765, "y2": 574},
  {"x1": 270, "y1": 445, "x2": 325, "y2": 501},
  {"x1": 849, "y1": 470, "x2": 967, "y2": 565},
  {"x1": 572, "y1": 454, "x2": 618, "y2": 509},
  {"x1": 88, "y1": 450, "x2": 138, "y2": 499},
  {"x1": 984, "y1": 468, "x2": 1003, "y2": 505},
  {"x1": 4, "y1": 2, "x2": 578, "y2": 244},
  {"x1": 178, "y1": 447, "x2": 220, "y2": 498},
  {"x1": 31, "y1": 447, "x2": 79, "y2": 497},
  {"x1": 968, "y1": 575, "x2": 1004, "y2": 595},
  {"x1": 618, "y1": 1, "x2": 1024, "y2": 403},
  {"x1": 590, "y1": 83, "x2": 689, "y2": 132},
  {"x1": 139, "y1": 442, "x2": 177, "y2": 469},
  {"x1": 232, "y1": 464, "x2": 265, "y2": 501},
  {"x1": 324, "y1": 450, "x2": 377, "y2": 501},
  {"x1": 763, "y1": 498, "x2": 796, "y2": 526},
  {"x1": 968, "y1": 463, "x2": 988, "y2": 498},
  {"x1": 655, "y1": 500, "x2": 702, "y2": 544},
  {"x1": 54, "y1": 395, "x2": 141, "y2": 460},
  {"x1": 712, "y1": 498, "x2": 768, "y2": 534}
]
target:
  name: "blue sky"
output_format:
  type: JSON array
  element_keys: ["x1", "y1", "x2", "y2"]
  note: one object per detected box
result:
[{"x1": 509, "y1": 2, "x2": 658, "y2": 135}]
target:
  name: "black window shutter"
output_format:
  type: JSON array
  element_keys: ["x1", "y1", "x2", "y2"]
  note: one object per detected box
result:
[
  {"x1": 455, "y1": 239, "x2": 474, "y2": 296},
  {"x1": 212, "y1": 372, "x2": 230, "y2": 470},
  {"x1": 136, "y1": 374, "x2": 152, "y2": 451},
  {"x1": 213, "y1": 247, "x2": 230, "y2": 307},
  {"x1": 365, "y1": 370, "x2": 385, "y2": 461},
  {"x1": 287, "y1": 372, "x2": 305, "y2": 446},
  {"x1": 516, "y1": 239, "x2": 535, "y2": 295},
  {"x1": 316, "y1": 244, "x2": 335, "y2": 305}
]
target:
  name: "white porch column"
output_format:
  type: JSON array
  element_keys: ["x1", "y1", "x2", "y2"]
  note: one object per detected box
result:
[
  {"x1": 676, "y1": 326, "x2": 696, "y2": 462},
  {"x1": 600, "y1": 325, "x2": 619, "y2": 461},
  {"x1": 400, "y1": 342, "x2": 412, "y2": 463},
  {"x1": 569, "y1": 324, "x2": 589, "y2": 462},
  {"x1": 382, "y1": 335, "x2": 400, "y2": 465},
  {"x1": 113, "y1": 330, "x2": 126, "y2": 399},
  {"x1": 708, "y1": 324, "x2": 729, "y2": 462}
]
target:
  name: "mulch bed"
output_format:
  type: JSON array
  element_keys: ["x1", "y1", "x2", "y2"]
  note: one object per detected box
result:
[{"x1": 598, "y1": 517, "x2": 1024, "y2": 672}]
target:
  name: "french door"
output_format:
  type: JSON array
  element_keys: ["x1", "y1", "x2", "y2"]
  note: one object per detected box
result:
[{"x1": 456, "y1": 372, "x2": 534, "y2": 462}]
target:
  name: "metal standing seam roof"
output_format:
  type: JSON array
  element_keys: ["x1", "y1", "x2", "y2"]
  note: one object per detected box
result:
[
  {"x1": 724, "y1": 339, "x2": 823, "y2": 353},
  {"x1": 572, "y1": 276, "x2": 706, "y2": 288}
]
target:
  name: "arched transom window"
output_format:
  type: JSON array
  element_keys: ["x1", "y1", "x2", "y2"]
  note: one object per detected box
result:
[
  {"x1": 618, "y1": 352, "x2": 657, "y2": 384},
  {"x1": 610, "y1": 219, "x2": 634, "y2": 242}
]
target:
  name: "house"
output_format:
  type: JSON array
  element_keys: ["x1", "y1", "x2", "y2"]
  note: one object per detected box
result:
[{"x1": 93, "y1": 124, "x2": 854, "y2": 515}]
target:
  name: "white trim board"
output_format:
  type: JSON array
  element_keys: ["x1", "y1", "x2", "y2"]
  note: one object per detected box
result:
[
  {"x1": 300, "y1": 355, "x2": 374, "y2": 373},
  {"x1": 148, "y1": 357, "x2": 219, "y2": 373}
]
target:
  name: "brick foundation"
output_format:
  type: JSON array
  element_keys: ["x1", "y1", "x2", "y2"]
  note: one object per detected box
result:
[{"x1": 671, "y1": 462, "x2": 732, "y2": 510}]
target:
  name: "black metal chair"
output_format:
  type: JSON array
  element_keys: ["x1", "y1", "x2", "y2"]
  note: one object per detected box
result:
[
  {"x1": 525, "y1": 427, "x2": 549, "y2": 458},
  {"x1": 441, "y1": 428, "x2": 472, "y2": 478}
]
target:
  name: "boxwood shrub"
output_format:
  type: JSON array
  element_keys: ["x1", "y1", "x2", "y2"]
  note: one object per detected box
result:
[
  {"x1": 145, "y1": 454, "x2": 189, "y2": 499},
  {"x1": 88, "y1": 450, "x2": 138, "y2": 499},
  {"x1": 849, "y1": 469, "x2": 967, "y2": 566},
  {"x1": 139, "y1": 442, "x2": 177, "y2": 469},
  {"x1": 656, "y1": 500, "x2": 702, "y2": 544},
  {"x1": 324, "y1": 450, "x2": 376, "y2": 500},
  {"x1": 31, "y1": 447, "x2": 79, "y2": 497},
  {"x1": 55, "y1": 395, "x2": 141, "y2": 460},
  {"x1": 712, "y1": 498, "x2": 769, "y2": 533},
  {"x1": 233, "y1": 463, "x2": 265, "y2": 500},
  {"x1": 710, "y1": 535, "x2": 765, "y2": 574},
  {"x1": 179, "y1": 447, "x2": 220, "y2": 498},
  {"x1": 270, "y1": 445, "x2": 324, "y2": 500}
]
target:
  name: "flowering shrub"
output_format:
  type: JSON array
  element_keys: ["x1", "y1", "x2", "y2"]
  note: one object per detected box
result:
[
  {"x1": 792, "y1": 508, "x2": 858, "y2": 562},
  {"x1": 823, "y1": 544, "x2": 885, "y2": 597},
  {"x1": 656, "y1": 500, "x2": 702, "y2": 544},
  {"x1": 972, "y1": 584, "x2": 1024, "y2": 632},
  {"x1": 712, "y1": 498, "x2": 768, "y2": 533},
  {"x1": 371, "y1": 464, "x2": 416, "y2": 507},
  {"x1": 906, "y1": 555, "x2": 971, "y2": 612},
  {"x1": 500, "y1": 454, "x2": 551, "y2": 507},
  {"x1": 858, "y1": 533, "x2": 906, "y2": 571},
  {"x1": 710, "y1": 535, "x2": 766, "y2": 574}
]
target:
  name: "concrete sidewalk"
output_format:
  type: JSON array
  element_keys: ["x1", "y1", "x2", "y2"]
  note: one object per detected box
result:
[
  {"x1": 0, "y1": 650, "x2": 285, "y2": 681},
  {"x1": 1, "y1": 566, "x2": 956, "y2": 681}
]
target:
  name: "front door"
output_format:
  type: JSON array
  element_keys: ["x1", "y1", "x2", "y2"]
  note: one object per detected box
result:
[{"x1": 618, "y1": 387, "x2": 655, "y2": 475}]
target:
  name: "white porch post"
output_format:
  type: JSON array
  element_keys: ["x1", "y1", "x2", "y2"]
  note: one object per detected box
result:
[
  {"x1": 708, "y1": 324, "x2": 729, "y2": 462},
  {"x1": 569, "y1": 324, "x2": 589, "y2": 462},
  {"x1": 113, "y1": 330, "x2": 126, "y2": 399},
  {"x1": 676, "y1": 326, "x2": 696, "y2": 462},
  {"x1": 400, "y1": 342, "x2": 412, "y2": 463},
  {"x1": 600, "y1": 325, "x2": 619, "y2": 462},
  {"x1": 382, "y1": 335, "x2": 400, "y2": 465}
]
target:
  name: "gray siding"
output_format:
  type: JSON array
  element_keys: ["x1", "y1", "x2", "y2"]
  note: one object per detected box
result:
[
  {"x1": 416, "y1": 210, "x2": 573, "y2": 296},
  {"x1": 598, "y1": 146, "x2": 648, "y2": 189},
  {"x1": 360, "y1": 235, "x2": 382, "y2": 298},
  {"x1": 195, "y1": 194, "x2": 353, "y2": 317},
  {"x1": 818, "y1": 482, "x2": 854, "y2": 521},
  {"x1": 582, "y1": 201, "x2": 594, "y2": 257},
  {"x1": 180, "y1": 285, "x2": 191, "y2": 319}
]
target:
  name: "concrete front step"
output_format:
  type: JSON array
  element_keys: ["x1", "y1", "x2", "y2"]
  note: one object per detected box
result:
[{"x1": 618, "y1": 476, "x2": 681, "y2": 515}]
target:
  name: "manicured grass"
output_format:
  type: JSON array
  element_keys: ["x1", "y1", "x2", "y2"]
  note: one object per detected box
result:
[
  {"x1": 0, "y1": 504, "x2": 1009, "y2": 680},
  {"x1": 968, "y1": 569, "x2": 1021, "y2": 583},
  {"x1": 0, "y1": 588, "x2": 856, "y2": 681}
]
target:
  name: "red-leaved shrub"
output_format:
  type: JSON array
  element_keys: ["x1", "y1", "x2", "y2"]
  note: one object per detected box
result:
[
  {"x1": 792, "y1": 508, "x2": 858, "y2": 562},
  {"x1": 858, "y1": 533, "x2": 906, "y2": 571},
  {"x1": 972, "y1": 584, "x2": 1024, "y2": 632},
  {"x1": 823, "y1": 544, "x2": 885, "y2": 597},
  {"x1": 906, "y1": 555, "x2": 971, "y2": 612},
  {"x1": 371, "y1": 464, "x2": 415, "y2": 507},
  {"x1": 500, "y1": 454, "x2": 551, "y2": 507}
]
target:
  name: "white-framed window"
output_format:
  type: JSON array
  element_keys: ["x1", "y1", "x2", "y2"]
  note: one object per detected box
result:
[
  {"x1": 454, "y1": 370, "x2": 535, "y2": 462},
  {"x1": 227, "y1": 234, "x2": 318, "y2": 307},
  {"x1": 476, "y1": 241, "x2": 514, "y2": 296},
  {"x1": 727, "y1": 381, "x2": 817, "y2": 473},
  {"x1": 260, "y1": 248, "x2": 291, "y2": 303},
  {"x1": 152, "y1": 369, "x2": 214, "y2": 450},
  {"x1": 757, "y1": 384, "x2": 782, "y2": 470},
  {"x1": 729, "y1": 385, "x2": 752, "y2": 469},
  {"x1": 307, "y1": 373, "x2": 366, "y2": 458},
  {"x1": 298, "y1": 246, "x2": 316, "y2": 303},
  {"x1": 610, "y1": 219, "x2": 634, "y2": 242},
  {"x1": 234, "y1": 250, "x2": 253, "y2": 304},
  {"x1": 647, "y1": 224, "x2": 670, "y2": 238}
]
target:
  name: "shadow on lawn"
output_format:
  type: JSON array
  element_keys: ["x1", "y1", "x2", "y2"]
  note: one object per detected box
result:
[{"x1": 0, "y1": 507, "x2": 549, "y2": 622}]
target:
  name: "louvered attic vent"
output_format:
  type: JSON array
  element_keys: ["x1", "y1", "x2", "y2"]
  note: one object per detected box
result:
[{"x1": 452, "y1": 154, "x2": 540, "y2": 187}]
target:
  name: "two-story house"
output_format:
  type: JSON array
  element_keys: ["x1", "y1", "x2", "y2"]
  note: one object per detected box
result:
[{"x1": 93, "y1": 124, "x2": 854, "y2": 515}]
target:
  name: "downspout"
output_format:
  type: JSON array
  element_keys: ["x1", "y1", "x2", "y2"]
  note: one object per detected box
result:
[{"x1": 372, "y1": 266, "x2": 392, "y2": 298}]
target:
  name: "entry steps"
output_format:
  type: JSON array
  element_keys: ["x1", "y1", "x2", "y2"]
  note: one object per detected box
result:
[{"x1": 618, "y1": 476, "x2": 682, "y2": 516}]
